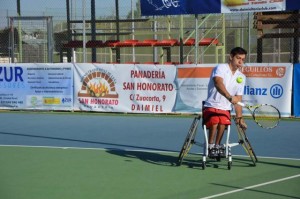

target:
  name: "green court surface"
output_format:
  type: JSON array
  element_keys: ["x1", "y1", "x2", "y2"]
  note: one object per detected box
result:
[{"x1": 1, "y1": 146, "x2": 299, "y2": 199}]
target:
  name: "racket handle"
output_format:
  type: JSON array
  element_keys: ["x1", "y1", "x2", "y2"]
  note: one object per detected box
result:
[{"x1": 237, "y1": 102, "x2": 245, "y2": 107}]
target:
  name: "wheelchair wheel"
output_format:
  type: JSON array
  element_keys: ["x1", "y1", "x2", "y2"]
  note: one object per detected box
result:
[
  {"x1": 178, "y1": 116, "x2": 200, "y2": 165},
  {"x1": 237, "y1": 125, "x2": 258, "y2": 166},
  {"x1": 228, "y1": 161, "x2": 232, "y2": 170}
]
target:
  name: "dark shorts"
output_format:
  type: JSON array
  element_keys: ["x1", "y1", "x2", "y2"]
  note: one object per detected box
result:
[{"x1": 203, "y1": 107, "x2": 231, "y2": 128}]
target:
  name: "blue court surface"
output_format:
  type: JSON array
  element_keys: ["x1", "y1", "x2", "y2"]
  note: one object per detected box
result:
[
  {"x1": 0, "y1": 111, "x2": 299, "y2": 159},
  {"x1": 0, "y1": 111, "x2": 299, "y2": 199}
]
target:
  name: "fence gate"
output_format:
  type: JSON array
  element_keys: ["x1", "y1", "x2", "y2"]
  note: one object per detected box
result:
[{"x1": 9, "y1": 16, "x2": 53, "y2": 63}]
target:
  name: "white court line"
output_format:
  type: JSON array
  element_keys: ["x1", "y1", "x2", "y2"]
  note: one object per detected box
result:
[
  {"x1": 0, "y1": 144, "x2": 177, "y2": 154},
  {"x1": 199, "y1": 174, "x2": 300, "y2": 199},
  {"x1": 0, "y1": 144, "x2": 108, "y2": 151}
]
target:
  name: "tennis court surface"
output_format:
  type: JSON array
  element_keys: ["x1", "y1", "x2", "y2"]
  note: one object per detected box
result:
[{"x1": 0, "y1": 111, "x2": 299, "y2": 199}]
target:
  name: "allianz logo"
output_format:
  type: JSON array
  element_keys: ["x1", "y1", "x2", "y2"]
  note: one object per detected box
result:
[{"x1": 244, "y1": 84, "x2": 283, "y2": 98}]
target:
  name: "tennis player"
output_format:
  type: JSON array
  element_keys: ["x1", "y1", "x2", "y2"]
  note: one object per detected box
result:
[{"x1": 203, "y1": 47, "x2": 248, "y2": 158}]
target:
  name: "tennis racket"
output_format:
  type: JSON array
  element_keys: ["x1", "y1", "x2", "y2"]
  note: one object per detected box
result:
[{"x1": 237, "y1": 102, "x2": 281, "y2": 129}]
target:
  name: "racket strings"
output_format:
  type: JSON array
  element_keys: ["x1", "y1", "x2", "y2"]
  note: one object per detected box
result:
[{"x1": 253, "y1": 105, "x2": 280, "y2": 128}]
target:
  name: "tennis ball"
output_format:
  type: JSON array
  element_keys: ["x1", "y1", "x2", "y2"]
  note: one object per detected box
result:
[{"x1": 236, "y1": 77, "x2": 243, "y2": 83}]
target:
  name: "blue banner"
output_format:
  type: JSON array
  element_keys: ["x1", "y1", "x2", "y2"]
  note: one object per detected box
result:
[
  {"x1": 286, "y1": 0, "x2": 300, "y2": 11},
  {"x1": 140, "y1": 0, "x2": 220, "y2": 16},
  {"x1": 141, "y1": 0, "x2": 300, "y2": 16},
  {"x1": 293, "y1": 64, "x2": 300, "y2": 117}
]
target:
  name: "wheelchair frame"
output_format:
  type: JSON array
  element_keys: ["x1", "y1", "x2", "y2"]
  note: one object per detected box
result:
[{"x1": 178, "y1": 115, "x2": 257, "y2": 170}]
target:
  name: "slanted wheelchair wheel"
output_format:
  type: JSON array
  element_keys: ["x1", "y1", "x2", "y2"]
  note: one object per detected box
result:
[
  {"x1": 236, "y1": 122, "x2": 258, "y2": 166},
  {"x1": 178, "y1": 116, "x2": 200, "y2": 165},
  {"x1": 228, "y1": 161, "x2": 232, "y2": 170}
]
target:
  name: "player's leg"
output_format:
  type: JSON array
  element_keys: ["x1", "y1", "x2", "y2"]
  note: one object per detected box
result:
[
  {"x1": 215, "y1": 124, "x2": 226, "y2": 157},
  {"x1": 203, "y1": 108, "x2": 219, "y2": 158},
  {"x1": 215, "y1": 124, "x2": 226, "y2": 145},
  {"x1": 215, "y1": 113, "x2": 231, "y2": 157},
  {"x1": 207, "y1": 124, "x2": 218, "y2": 158},
  {"x1": 208, "y1": 124, "x2": 218, "y2": 144}
]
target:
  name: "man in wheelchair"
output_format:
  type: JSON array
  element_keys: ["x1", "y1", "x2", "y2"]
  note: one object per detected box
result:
[{"x1": 202, "y1": 47, "x2": 248, "y2": 158}]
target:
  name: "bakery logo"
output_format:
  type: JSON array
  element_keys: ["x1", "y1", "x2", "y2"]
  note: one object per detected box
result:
[{"x1": 78, "y1": 69, "x2": 118, "y2": 99}]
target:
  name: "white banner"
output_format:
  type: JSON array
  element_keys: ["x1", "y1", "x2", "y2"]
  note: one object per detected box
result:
[
  {"x1": 175, "y1": 64, "x2": 214, "y2": 113},
  {"x1": 221, "y1": 0, "x2": 286, "y2": 13},
  {"x1": 1, "y1": 63, "x2": 293, "y2": 117},
  {"x1": 241, "y1": 63, "x2": 293, "y2": 117},
  {"x1": 175, "y1": 63, "x2": 293, "y2": 117},
  {"x1": 73, "y1": 64, "x2": 177, "y2": 113},
  {"x1": 0, "y1": 63, "x2": 73, "y2": 110}
]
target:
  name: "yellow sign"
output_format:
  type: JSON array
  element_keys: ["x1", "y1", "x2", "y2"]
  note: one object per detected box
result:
[{"x1": 43, "y1": 97, "x2": 61, "y2": 105}]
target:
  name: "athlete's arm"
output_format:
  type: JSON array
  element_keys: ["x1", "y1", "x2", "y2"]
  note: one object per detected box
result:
[{"x1": 213, "y1": 76, "x2": 232, "y2": 102}]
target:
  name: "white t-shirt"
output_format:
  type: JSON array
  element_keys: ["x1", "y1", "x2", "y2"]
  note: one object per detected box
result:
[{"x1": 204, "y1": 64, "x2": 246, "y2": 110}]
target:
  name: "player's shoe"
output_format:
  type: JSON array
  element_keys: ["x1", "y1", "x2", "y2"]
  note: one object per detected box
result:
[
  {"x1": 208, "y1": 147, "x2": 218, "y2": 158},
  {"x1": 218, "y1": 145, "x2": 226, "y2": 158}
]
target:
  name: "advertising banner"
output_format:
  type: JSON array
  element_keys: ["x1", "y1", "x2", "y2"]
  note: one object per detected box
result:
[
  {"x1": 221, "y1": 0, "x2": 285, "y2": 13},
  {"x1": 175, "y1": 64, "x2": 213, "y2": 113},
  {"x1": 73, "y1": 63, "x2": 177, "y2": 113},
  {"x1": 141, "y1": 0, "x2": 299, "y2": 16},
  {"x1": 240, "y1": 63, "x2": 293, "y2": 117},
  {"x1": 141, "y1": 0, "x2": 219, "y2": 16},
  {"x1": 0, "y1": 63, "x2": 73, "y2": 110},
  {"x1": 175, "y1": 63, "x2": 293, "y2": 117},
  {"x1": 0, "y1": 63, "x2": 294, "y2": 117},
  {"x1": 293, "y1": 64, "x2": 300, "y2": 117}
]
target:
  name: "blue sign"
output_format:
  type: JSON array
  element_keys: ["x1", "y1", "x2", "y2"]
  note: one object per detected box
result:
[
  {"x1": 293, "y1": 64, "x2": 300, "y2": 117},
  {"x1": 141, "y1": 0, "x2": 300, "y2": 16},
  {"x1": 141, "y1": 0, "x2": 219, "y2": 16}
]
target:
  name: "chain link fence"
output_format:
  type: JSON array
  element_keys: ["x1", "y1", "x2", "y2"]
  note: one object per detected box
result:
[{"x1": 0, "y1": 0, "x2": 299, "y2": 64}]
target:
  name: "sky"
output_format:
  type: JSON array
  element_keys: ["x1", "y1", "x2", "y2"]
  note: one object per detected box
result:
[
  {"x1": 0, "y1": 0, "x2": 137, "y2": 28},
  {"x1": 1, "y1": 0, "x2": 66, "y2": 14},
  {"x1": 0, "y1": 0, "x2": 135, "y2": 17}
]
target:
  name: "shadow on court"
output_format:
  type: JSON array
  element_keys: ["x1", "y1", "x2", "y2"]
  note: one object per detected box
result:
[
  {"x1": 0, "y1": 131, "x2": 177, "y2": 153},
  {"x1": 106, "y1": 149, "x2": 179, "y2": 167},
  {"x1": 1, "y1": 131, "x2": 299, "y2": 170},
  {"x1": 106, "y1": 149, "x2": 227, "y2": 169},
  {"x1": 105, "y1": 149, "x2": 257, "y2": 170},
  {"x1": 178, "y1": 156, "x2": 255, "y2": 170},
  {"x1": 182, "y1": 156, "x2": 300, "y2": 170},
  {"x1": 231, "y1": 157, "x2": 300, "y2": 169}
]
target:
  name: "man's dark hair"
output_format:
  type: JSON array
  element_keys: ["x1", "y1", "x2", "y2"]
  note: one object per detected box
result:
[{"x1": 230, "y1": 47, "x2": 247, "y2": 57}]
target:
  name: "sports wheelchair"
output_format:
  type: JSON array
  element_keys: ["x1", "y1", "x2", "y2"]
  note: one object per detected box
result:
[{"x1": 178, "y1": 114, "x2": 258, "y2": 170}]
